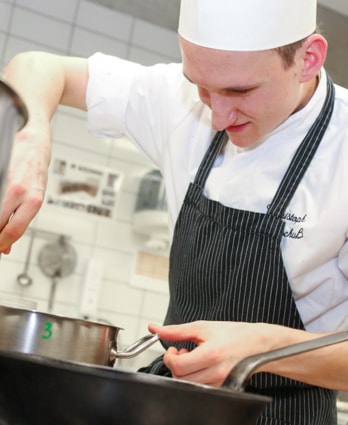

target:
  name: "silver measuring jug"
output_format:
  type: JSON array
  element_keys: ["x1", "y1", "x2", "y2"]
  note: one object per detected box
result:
[{"x1": 0, "y1": 79, "x2": 28, "y2": 209}]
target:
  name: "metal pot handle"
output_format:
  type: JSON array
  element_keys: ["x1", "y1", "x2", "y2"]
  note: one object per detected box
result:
[
  {"x1": 110, "y1": 333, "x2": 160, "y2": 362},
  {"x1": 223, "y1": 331, "x2": 348, "y2": 392}
]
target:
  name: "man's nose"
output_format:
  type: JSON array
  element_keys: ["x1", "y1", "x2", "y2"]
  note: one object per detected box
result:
[{"x1": 210, "y1": 94, "x2": 237, "y2": 131}]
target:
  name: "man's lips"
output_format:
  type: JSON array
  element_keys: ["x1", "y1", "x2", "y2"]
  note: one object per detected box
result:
[{"x1": 226, "y1": 122, "x2": 249, "y2": 133}]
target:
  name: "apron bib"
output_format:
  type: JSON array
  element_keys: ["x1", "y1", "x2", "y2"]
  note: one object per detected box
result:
[{"x1": 142, "y1": 77, "x2": 337, "y2": 425}]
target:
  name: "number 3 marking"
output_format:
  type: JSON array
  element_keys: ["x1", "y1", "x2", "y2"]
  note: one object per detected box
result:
[{"x1": 41, "y1": 322, "x2": 53, "y2": 339}]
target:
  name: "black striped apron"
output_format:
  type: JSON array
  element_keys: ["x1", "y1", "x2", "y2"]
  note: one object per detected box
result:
[{"x1": 141, "y1": 77, "x2": 337, "y2": 424}]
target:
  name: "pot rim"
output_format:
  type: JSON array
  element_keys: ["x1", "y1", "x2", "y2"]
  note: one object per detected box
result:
[{"x1": 0, "y1": 304, "x2": 122, "y2": 330}]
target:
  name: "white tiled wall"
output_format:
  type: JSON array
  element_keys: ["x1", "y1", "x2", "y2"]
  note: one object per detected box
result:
[{"x1": 0, "y1": 0, "x2": 181, "y2": 370}]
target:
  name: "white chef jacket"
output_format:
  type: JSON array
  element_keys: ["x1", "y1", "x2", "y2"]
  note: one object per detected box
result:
[{"x1": 86, "y1": 52, "x2": 348, "y2": 333}]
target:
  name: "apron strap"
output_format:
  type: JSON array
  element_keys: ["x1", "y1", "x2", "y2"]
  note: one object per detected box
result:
[
  {"x1": 193, "y1": 130, "x2": 228, "y2": 187},
  {"x1": 267, "y1": 76, "x2": 335, "y2": 218}
]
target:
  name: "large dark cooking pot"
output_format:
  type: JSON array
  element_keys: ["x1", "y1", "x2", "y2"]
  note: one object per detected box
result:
[
  {"x1": 0, "y1": 304, "x2": 159, "y2": 366},
  {"x1": 0, "y1": 330, "x2": 347, "y2": 425}
]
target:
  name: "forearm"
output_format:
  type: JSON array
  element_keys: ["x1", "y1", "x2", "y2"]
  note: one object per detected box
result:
[
  {"x1": 2, "y1": 51, "x2": 88, "y2": 121},
  {"x1": 2, "y1": 51, "x2": 89, "y2": 169},
  {"x1": 149, "y1": 321, "x2": 348, "y2": 390},
  {"x1": 258, "y1": 325, "x2": 348, "y2": 391},
  {"x1": 0, "y1": 51, "x2": 89, "y2": 252}
]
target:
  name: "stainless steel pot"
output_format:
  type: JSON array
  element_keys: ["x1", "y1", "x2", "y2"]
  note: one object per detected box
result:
[
  {"x1": 0, "y1": 305, "x2": 159, "y2": 366},
  {"x1": 0, "y1": 79, "x2": 28, "y2": 208}
]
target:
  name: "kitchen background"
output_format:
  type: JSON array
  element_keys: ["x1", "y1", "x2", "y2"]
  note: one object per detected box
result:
[{"x1": 0, "y1": 0, "x2": 347, "y2": 376}]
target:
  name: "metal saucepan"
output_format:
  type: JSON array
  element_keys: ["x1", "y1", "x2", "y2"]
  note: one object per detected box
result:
[
  {"x1": 0, "y1": 329, "x2": 347, "y2": 424},
  {"x1": 0, "y1": 79, "x2": 28, "y2": 209},
  {"x1": 0, "y1": 304, "x2": 159, "y2": 366}
]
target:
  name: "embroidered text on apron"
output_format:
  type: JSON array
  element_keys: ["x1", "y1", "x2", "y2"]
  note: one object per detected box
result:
[{"x1": 141, "y1": 77, "x2": 337, "y2": 424}]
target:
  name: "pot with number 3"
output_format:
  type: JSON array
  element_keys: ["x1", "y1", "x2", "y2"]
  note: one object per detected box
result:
[{"x1": 0, "y1": 305, "x2": 159, "y2": 366}]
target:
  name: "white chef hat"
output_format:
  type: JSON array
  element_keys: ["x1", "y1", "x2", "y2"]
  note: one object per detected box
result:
[{"x1": 178, "y1": 0, "x2": 317, "y2": 51}]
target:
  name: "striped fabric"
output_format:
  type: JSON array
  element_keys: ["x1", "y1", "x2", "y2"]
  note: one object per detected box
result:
[{"x1": 143, "y1": 78, "x2": 338, "y2": 424}]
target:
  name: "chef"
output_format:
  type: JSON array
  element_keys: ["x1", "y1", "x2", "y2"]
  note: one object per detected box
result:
[{"x1": 1, "y1": 0, "x2": 348, "y2": 423}]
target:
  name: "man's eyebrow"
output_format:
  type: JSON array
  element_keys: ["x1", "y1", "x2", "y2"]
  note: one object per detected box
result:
[{"x1": 183, "y1": 72, "x2": 257, "y2": 92}]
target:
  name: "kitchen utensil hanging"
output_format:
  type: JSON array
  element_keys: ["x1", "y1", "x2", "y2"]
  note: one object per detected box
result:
[
  {"x1": 38, "y1": 235, "x2": 77, "y2": 311},
  {"x1": 16, "y1": 228, "x2": 35, "y2": 287}
]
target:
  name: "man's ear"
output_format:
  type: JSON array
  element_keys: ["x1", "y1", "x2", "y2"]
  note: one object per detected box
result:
[{"x1": 299, "y1": 34, "x2": 328, "y2": 83}]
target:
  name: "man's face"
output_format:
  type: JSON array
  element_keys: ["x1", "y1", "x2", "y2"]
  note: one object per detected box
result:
[{"x1": 180, "y1": 37, "x2": 310, "y2": 149}]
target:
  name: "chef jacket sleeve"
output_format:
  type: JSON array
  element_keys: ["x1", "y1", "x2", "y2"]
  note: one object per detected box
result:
[
  {"x1": 86, "y1": 52, "x2": 142, "y2": 138},
  {"x1": 86, "y1": 52, "x2": 200, "y2": 168}
]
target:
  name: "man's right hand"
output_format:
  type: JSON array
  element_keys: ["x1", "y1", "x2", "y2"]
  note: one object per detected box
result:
[{"x1": 0, "y1": 123, "x2": 51, "y2": 254}]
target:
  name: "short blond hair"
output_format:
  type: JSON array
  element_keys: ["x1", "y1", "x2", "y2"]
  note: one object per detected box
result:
[
  {"x1": 274, "y1": 28, "x2": 321, "y2": 69},
  {"x1": 274, "y1": 38, "x2": 306, "y2": 69}
]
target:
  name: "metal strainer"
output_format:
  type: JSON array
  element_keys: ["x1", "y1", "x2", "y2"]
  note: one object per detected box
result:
[{"x1": 38, "y1": 235, "x2": 77, "y2": 311}]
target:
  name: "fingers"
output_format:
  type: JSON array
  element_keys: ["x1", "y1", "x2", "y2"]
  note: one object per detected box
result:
[
  {"x1": 149, "y1": 322, "x2": 223, "y2": 381},
  {"x1": 149, "y1": 321, "x2": 207, "y2": 344},
  {"x1": 0, "y1": 211, "x2": 14, "y2": 254},
  {"x1": 164, "y1": 343, "x2": 205, "y2": 374},
  {"x1": 150, "y1": 321, "x2": 258, "y2": 386},
  {"x1": 0, "y1": 188, "x2": 43, "y2": 253},
  {"x1": 149, "y1": 322, "x2": 217, "y2": 382},
  {"x1": 164, "y1": 344, "x2": 226, "y2": 386}
]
